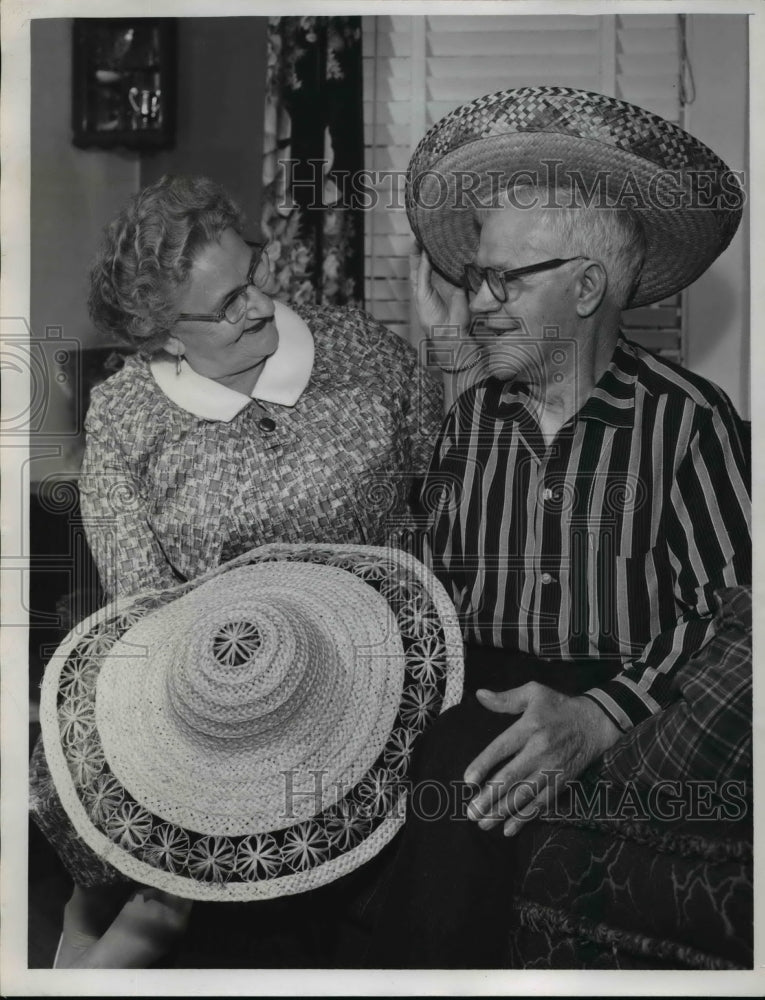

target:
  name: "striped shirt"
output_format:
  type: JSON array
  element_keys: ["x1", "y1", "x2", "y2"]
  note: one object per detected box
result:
[{"x1": 425, "y1": 336, "x2": 751, "y2": 730}]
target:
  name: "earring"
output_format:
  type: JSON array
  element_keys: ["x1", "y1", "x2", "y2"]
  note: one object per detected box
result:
[{"x1": 176, "y1": 353, "x2": 183, "y2": 376}]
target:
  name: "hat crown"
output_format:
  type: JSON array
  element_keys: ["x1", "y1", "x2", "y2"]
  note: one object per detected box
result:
[
  {"x1": 165, "y1": 597, "x2": 332, "y2": 748},
  {"x1": 212, "y1": 620, "x2": 263, "y2": 666},
  {"x1": 408, "y1": 85, "x2": 732, "y2": 183}
]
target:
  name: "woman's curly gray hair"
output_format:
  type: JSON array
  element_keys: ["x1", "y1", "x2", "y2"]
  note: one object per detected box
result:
[{"x1": 88, "y1": 175, "x2": 244, "y2": 354}]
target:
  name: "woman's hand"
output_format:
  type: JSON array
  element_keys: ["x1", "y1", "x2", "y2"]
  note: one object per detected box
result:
[
  {"x1": 410, "y1": 245, "x2": 470, "y2": 337},
  {"x1": 56, "y1": 885, "x2": 192, "y2": 969}
]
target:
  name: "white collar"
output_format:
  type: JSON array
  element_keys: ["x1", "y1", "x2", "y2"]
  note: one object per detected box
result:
[{"x1": 150, "y1": 300, "x2": 315, "y2": 422}]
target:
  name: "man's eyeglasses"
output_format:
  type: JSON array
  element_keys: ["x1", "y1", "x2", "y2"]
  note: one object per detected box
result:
[
  {"x1": 463, "y1": 256, "x2": 586, "y2": 305},
  {"x1": 177, "y1": 241, "x2": 270, "y2": 325}
]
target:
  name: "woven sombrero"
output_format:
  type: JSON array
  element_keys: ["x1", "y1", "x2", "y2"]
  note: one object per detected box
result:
[
  {"x1": 406, "y1": 86, "x2": 744, "y2": 307},
  {"x1": 38, "y1": 544, "x2": 463, "y2": 901}
]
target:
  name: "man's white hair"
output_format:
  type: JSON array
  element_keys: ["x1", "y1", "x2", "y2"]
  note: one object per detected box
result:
[{"x1": 480, "y1": 183, "x2": 647, "y2": 308}]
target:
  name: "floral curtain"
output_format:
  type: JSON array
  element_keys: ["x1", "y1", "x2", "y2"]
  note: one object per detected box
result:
[{"x1": 261, "y1": 16, "x2": 364, "y2": 308}]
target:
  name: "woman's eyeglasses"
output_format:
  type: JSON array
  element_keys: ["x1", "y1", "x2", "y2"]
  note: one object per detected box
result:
[
  {"x1": 463, "y1": 256, "x2": 586, "y2": 304},
  {"x1": 177, "y1": 241, "x2": 271, "y2": 325}
]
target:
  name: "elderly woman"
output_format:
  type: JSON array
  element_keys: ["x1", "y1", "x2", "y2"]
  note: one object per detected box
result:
[
  {"x1": 79, "y1": 173, "x2": 443, "y2": 600},
  {"x1": 31, "y1": 173, "x2": 444, "y2": 967}
]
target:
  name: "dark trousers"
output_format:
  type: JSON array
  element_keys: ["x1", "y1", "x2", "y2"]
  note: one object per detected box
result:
[
  {"x1": 365, "y1": 646, "x2": 619, "y2": 968},
  {"x1": 174, "y1": 839, "x2": 399, "y2": 968}
]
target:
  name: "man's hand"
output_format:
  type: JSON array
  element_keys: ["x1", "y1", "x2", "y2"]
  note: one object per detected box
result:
[
  {"x1": 464, "y1": 682, "x2": 621, "y2": 836},
  {"x1": 410, "y1": 245, "x2": 470, "y2": 335}
]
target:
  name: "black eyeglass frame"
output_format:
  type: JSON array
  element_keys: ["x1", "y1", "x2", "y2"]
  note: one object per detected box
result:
[
  {"x1": 176, "y1": 240, "x2": 269, "y2": 324},
  {"x1": 463, "y1": 256, "x2": 587, "y2": 303}
]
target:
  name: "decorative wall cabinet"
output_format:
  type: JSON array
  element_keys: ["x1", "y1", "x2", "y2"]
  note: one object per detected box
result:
[{"x1": 72, "y1": 18, "x2": 176, "y2": 150}]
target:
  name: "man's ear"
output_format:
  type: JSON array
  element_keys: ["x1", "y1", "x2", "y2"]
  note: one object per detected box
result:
[
  {"x1": 164, "y1": 335, "x2": 185, "y2": 357},
  {"x1": 575, "y1": 261, "x2": 608, "y2": 318}
]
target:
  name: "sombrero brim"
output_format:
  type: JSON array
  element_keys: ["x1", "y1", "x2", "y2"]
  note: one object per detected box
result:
[
  {"x1": 406, "y1": 89, "x2": 743, "y2": 307},
  {"x1": 40, "y1": 544, "x2": 464, "y2": 901}
]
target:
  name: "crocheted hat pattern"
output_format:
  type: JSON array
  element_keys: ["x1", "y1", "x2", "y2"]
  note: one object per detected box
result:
[
  {"x1": 406, "y1": 86, "x2": 743, "y2": 307},
  {"x1": 40, "y1": 544, "x2": 464, "y2": 900}
]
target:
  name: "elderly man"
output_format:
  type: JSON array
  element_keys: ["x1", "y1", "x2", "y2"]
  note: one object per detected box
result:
[{"x1": 368, "y1": 87, "x2": 751, "y2": 967}]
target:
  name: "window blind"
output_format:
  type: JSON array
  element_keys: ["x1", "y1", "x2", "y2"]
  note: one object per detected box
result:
[
  {"x1": 362, "y1": 14, "x2": 684, "y2": 361},
  {"x1": 615, "y1": 14, "x2": 683, "y2": 359}
]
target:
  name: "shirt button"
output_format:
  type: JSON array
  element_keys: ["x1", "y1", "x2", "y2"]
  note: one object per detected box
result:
[
  {"x1": 259, "y1": 417, "x2": 277, "y2": 433},
  {"x1": 541, "y1": 572, "x2": 555, "y2": 584}
]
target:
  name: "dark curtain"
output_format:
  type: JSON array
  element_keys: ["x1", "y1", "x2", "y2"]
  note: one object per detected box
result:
[{"x1": 261, "y1": 16, "x2": 364, "y2": 308}]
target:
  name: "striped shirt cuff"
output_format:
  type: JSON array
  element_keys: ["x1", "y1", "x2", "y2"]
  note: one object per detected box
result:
[{"x1": 582, "y1": 679, "x2": 657, "y2": 732}]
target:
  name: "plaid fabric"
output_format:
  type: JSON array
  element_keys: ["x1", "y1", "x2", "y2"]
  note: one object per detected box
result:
[
  {"x1": 594, "y1": 586, "x2": 752, "y2": 794},
  {"x1": 78, "y1": 305, "x2": 443, "y2": 600},
  {"x1": 425, "y1": 337, "x2": 751, "y2": 729}
]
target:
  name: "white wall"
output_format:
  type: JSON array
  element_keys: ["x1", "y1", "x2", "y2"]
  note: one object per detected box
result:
[
  {"x1": 683, "y1": 15, "x2": 749, "y2": 418},
  {"x1": 31, "y1": 21, "x2": 141, "y2": 350},
  {"x1": 31, "y1": 19, "x2": 140, "y2": 481}
]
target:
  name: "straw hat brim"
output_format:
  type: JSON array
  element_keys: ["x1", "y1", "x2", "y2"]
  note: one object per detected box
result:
[{"x1": 40, "y1": 544, "x2": 464, "y2": 901}]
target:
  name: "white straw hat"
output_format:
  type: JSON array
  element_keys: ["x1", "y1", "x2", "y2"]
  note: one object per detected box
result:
[{"x1": 39, "y1": 544, "x2": 463, "y2": 901}]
